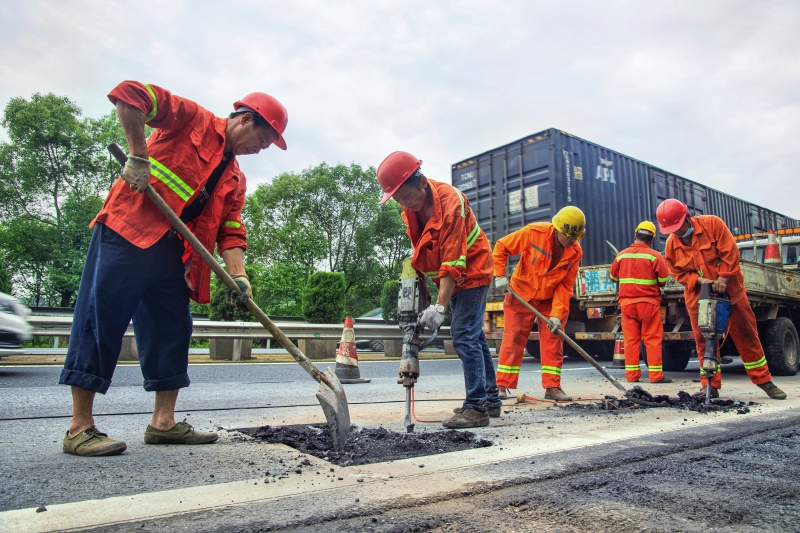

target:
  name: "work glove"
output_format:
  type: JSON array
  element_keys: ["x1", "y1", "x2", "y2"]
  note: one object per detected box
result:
[
  {"x1": 547, "y1": 317, "x2": 562, "y2": 334},
  {"x1": 121, "y1": 154, "x2": 151, "y2": 193},
  {"x1": 227, "y1": 274, "x2": 251, "y2": 310},
  {"x1": 494, "y1": 276, "x2": 509, "y2": 291},
  {"x1": 419, "y1": 304, "x2": 446, "y2": 330}
]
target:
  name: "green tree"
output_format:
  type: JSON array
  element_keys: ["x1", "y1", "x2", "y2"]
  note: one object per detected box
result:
[
  {"x1": 302, "y1": 271, "x2": 345, "y2": 324},
  {"x1": 0, "y1": 261, "x2": 10, "y2": 294},
  {"x1": 0, "y1": 93, "x2": 126, "y2": 305},
  {"x1": 380, "y1": 279, "x2": 399, "y2": 324}
]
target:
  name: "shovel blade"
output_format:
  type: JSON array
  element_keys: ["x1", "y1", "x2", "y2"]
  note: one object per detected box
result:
[{"x1": 315, "y1": 367, "x2": 351, "y2": 452}]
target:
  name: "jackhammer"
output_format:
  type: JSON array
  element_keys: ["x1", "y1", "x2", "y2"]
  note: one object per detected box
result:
[
  {"x1": 396, "y1": 259, "x2": 440, "y2": 433},
  {"x1": 696, "y1": 283, "x2": 733, "y2": 404}
]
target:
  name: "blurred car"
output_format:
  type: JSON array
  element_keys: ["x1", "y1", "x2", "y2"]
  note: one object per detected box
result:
[
  {"x1": 351, "y1": 308, "x2": 444, "y2": 352},
  {"x1": 0, "y1": 292, "x2": 32, "y2": 356}
]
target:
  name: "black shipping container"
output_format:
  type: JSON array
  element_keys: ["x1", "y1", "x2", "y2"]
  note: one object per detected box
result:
[{"x1": 452, "y1": 129, "x2": 798, "y2": 301}]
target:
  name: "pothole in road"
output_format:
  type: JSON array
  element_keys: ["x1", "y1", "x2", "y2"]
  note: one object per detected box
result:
[
  {"x1": 555, "y1": 391, "x2": 756, "y2": 414},
  {"x1": 234, "y1": 424, "x2": 493, "y2": 466}
]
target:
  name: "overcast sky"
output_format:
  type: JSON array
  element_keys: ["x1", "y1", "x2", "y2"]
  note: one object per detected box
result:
[{"x1": 1, "y1": 0, "x2": 798, "y2": 217}]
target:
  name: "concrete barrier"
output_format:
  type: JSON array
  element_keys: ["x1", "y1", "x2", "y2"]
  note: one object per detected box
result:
[
  {"x1": 297, "y1": 339, "x2": 338, "y2": 360},
  {"x1": 209, "y1": 339, "x2": 253, "y2": 361}
]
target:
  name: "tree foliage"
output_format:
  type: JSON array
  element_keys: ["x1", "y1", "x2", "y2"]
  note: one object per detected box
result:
[
  {"x1": 0, "y1": 93, "x2": 125, "y2": 305},
  {"x1": 302, "y1": 271, "x2": 345, "y2": 324}
]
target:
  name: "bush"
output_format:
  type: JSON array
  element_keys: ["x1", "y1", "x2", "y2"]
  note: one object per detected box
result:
[
  {"x1": 302, "y1": 271, "x2": 345, "y2": 324},
  {"x1": 380, "y1": 279, "x2": 399, "y2": 324}
]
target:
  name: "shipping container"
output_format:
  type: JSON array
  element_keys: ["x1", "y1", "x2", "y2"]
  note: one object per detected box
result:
[{"x1": 452, "y1": 128, "x2": 798, "y2": 304}]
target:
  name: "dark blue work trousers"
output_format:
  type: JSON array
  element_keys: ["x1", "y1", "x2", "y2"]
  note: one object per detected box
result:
[
  {"x1": 60, "y1": 223, "x2": 193, "y2": 394},
  {"x1": 450, "y1": 283, "x2": 501, "y2": 411}
]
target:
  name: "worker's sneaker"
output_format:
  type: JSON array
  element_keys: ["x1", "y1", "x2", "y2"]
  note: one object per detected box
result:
[
  {"x1": 544, "y1": 388, "x2": 573, "y2": 402},
  {"x1": 757, "y1": 381, "x2": 787, "y2": 400},
  {"x1": 651, "y1": 377, "x2": 673, "y2": 384},
  {"x1": 454, "y1": 405, "x2": 501, "y2": 418},
  {"x1": 693, "y1": 386, "x2": 719, "y2": 399},
  {"x1": 442, "y1": 407, "x2": 490, "y2": 429},
  {"x1": 498, "y1": 386, "x2": 512, "y2": 400},
  {"x1": 144, "y1": 420, "x2": 218, "y2": 444},
  {"x1": 63, "y1": 426, "x2": 127, "y2": 457}
]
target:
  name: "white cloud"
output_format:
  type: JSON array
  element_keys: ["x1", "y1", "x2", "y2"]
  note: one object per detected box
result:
[{"x1": 1, "y1": 0, "x2": 798, "y2": 217}]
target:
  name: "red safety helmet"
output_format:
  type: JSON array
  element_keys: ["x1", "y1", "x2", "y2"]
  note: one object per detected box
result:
[
  {"x1": 377, "y1": 151, "x2": 422, "y2": 204},
  {"x1": 656, "y1": 199, "x2": 688, "y2": 234},
  {"x1": 233, "y1": 92, "x2": 288, "y2": 150}
]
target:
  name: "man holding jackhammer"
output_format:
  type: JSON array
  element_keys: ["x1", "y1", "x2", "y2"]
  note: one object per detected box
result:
[
  {"x1": 59, "y1": 81, "x2": 289, "y2": 456},
  {"x1": 609, "y1": 221, "x2": 671, "y2": 384},
  {"x1": 658, "y1": 198, "x2": 787, "y2": 400},
  {"x1": 377, "y1": 151, "x2": 500, "y2": 428},
  {"x1": 493, "y1": 207, "x2": 585, "y2": 402}
]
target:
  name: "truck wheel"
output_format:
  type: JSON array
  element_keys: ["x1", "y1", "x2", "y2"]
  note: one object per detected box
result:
[
  {"x1": 763, "y1": 317, "x2": 800, "y2": 376},
  {"x1": 525, "y1": 340, "x2": 541, "y2": 359},
  {"x1": 662, "y1": 341, "x2": 693, "y2": 372}
]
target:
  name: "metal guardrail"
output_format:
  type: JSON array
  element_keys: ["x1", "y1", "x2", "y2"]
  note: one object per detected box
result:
[{"x1": 27, "y1": 315, "x2": 452, "y2": 341}]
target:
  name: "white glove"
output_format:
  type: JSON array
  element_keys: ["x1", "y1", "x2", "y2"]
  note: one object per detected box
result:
[
  {"x1": 495, "y1": 276, "x2": 509, "y2": 291},
  {"x1": 547, "y1": 317, "x2": 562, "y2": 334},
  {"x1": 122, "y1": 154, "x2": 151, "y2": 193},
  {"x1": 419, "y1": 305, "x2": 446, "y2": 330}
]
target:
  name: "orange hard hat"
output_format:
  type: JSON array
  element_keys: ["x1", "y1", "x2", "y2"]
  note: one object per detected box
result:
[
  {"x1": 233, "y1": 92, "x2": 288, "y2": 150},
  {"x1": 377, "y1": 151, "x2": 422, "y2": 204},
  {"x1": 656, "y1": 199, "x2": 688, "y2": 234}
]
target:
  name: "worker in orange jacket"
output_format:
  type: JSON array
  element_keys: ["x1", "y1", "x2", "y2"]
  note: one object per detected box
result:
[
  {"x1": 60, "y1": 81, "x2": 289, "y2": 456},
  {"x1": 658, "y1": 199, "x2": 787, "y2": 400},
  {"x1": 377, "y1": 152, "x2": 498, "y2": 429},
  {"x1": 493, "y1": 206, "x2": 585, "y2": 402},
  {"x1": 609, "y1": 221, "x2": 671, "y2": 383}
]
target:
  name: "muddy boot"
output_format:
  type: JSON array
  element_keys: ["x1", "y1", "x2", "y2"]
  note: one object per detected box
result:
[
  {"x1": 498, "y1": 386, "x2": 512, "y2": 400},
  {"x1": 442, "y1": 407, "x2": 489, "y2": 429},
  {"x1": 453, "y1": 405, "x2": 501, "y2": 418},
  {"x1": 757, "y1": 381, "x2": 787, "y2": 400},
  {"x1": 692, "y1": 386, "x2": 719, "y2": 399},
  {"x1": 544, "y1": 388, "x2": 573, "y2": 402}
]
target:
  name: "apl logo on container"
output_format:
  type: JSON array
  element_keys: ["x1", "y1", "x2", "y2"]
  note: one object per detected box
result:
[{"x1": 596, "y1": 157, "x2": 616, "y2": 183}]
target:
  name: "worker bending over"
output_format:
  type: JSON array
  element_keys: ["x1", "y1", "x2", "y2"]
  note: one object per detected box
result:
[
  {"x1": 658, "y1": 199, "x2": 786, "y2": 400},
  {"x1": 610, "y1": 221, "x2": 671, "y2": 383},
  {"x1": 60, "y1": 81, "x2": 289, "y2": 456},
  {"x1": 493, "y1": 207, "x2": 585, "y2": 402},
  {"x1": 377, "y1": 152, "x2": 498, "y2": 428}
]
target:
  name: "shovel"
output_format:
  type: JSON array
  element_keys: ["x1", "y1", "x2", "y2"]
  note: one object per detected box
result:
[
  {"x1": 506, "y1": 288, "x2": 664, "y2": 407},
  {"x1": 108, "y1": 143, "x2": 351, "y2": 450}
]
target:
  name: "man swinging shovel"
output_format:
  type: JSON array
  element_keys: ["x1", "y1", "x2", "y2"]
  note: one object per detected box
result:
[{"x1": 61, "y1": 81, "x2": 349, "y2": 457}]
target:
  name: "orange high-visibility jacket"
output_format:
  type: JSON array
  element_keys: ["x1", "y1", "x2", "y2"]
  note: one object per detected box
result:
[
  {"x1": 664, "y1": 215, "x2": 745, "y2": 310},
  {"x1": 609, "y1": 242, "x2": 670, "y2": 307},
  {"x1": 97, "y1": 81, "x2": 247, "y2": 304},
  {"x1": 492, "y1": 222, "x2": 582, "y2": 318},
  {"x1": 402, "y1": 180, "x2": 493, "y2": 292}
]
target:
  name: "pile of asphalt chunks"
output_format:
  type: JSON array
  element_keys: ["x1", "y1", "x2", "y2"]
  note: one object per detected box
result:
[{"x1": 598, "y1": 391, "x2": 753, "y2": 414}]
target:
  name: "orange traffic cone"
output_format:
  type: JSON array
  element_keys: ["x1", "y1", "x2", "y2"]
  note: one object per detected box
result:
[
  {"x1": 764, "y1": 230, "x2": 781, "y2": 264},
  {"x1": 334, "y1": 317, "x2": 371, "y2": 384},
  {"x1": 612, "y1": 336, "x2": 625, "y2": 368}
]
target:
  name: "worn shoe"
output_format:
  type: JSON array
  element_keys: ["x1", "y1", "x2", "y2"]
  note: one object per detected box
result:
[
  {"x1": 454, "y1": 405, "x2": 501, "y2": 418},
  {"x1": 693, "y1": 386, "x2": 719, "y2": 399},
  {"x1": 544, "y1": 387, "x2": 573, "y2": 402},
  {"x1": 63, "y1": 426, "x2": 127, "y2": 457},
  {"x1": 498, "y1": 386, "x2": 512, "y2": 400},
  {"x1": 442, "y1": 407, "x2": 490, "y2": 429},
  {"x1": 651, "y1": 377, "x2": 673, "y2": 384},
  {"x1": 758, "y1": 381, "x2": 787, "y2": 400},
  {"x1": 144, "y1": 420, "x2": 219, "y2": 444}
]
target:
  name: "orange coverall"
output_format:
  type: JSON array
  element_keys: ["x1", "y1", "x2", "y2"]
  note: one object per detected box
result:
[
  {"x1": 665, "y1": 215, "x2": 773, "y2": 389},
  {"x1": 609, "y1": 242, "x2": 670, "y2": 382},
  {"x1": 493, "y1": 223, "x2": 582, "y2": 389}
]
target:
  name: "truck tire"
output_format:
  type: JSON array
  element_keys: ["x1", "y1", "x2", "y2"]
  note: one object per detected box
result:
[
  {"x1": 525, "y1": 340, "x2": 541, "y2": 359},
  {"x1": 662, "y1": 341, "x2": 693, "y2": 372},
  {"x1": 762, "y1": 317, "x2": 800, "y2": 376}
]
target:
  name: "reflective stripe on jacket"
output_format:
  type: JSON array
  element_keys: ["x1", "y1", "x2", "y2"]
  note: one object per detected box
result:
[
  {"x1": 492, "y1": 222, "x2": 582, "y2": 319},
  {"x1": 401, "y1": 180, "x2": 493, "y2": 293},
  {"x1": 609, "y1": 242, "x2": 670, "y2": 307},
  {"x1": 664, "y1": 215, "x2": 746, "y2": 310},
  {"x1": 96, "y1": 81, "x2": 247, "y2": 304}
]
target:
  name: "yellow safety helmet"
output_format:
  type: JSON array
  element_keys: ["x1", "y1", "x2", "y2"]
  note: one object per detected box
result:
[
  {"x1": 635, "y1": 220, "x2": 657, "y2": 236},
  {"x1": 552, "y1": 206, "x2": 586, "y2": 242}
]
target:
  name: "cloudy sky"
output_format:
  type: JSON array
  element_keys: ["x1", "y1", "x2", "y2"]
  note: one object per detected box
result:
[{"x1": 2, "y1": 0, "x2": 798, "y2": 217}]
